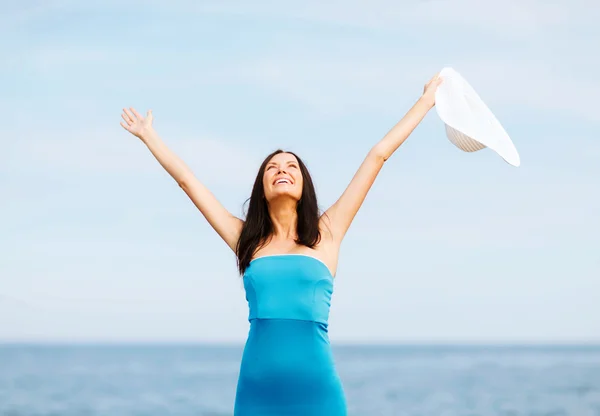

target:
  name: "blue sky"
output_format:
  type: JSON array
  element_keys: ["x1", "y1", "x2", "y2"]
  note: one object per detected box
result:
[{"x1": 2, "y1": 0, "x2": 599, "y2": 343}]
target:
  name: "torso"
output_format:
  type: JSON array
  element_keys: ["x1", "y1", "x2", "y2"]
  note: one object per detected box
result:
[
  {"x1": 251, "y1": 220, "x2": 339, "y2": 277},
  {"x1": 235, "y1": 252, "x2": 347, "y2": 413}
]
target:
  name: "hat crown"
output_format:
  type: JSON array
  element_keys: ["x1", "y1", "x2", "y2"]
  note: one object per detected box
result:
[{"x1": 435, "y1": 67, "x2": 520, "y2": 167}]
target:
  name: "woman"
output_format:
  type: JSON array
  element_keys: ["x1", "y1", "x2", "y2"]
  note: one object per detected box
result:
[{"x1": 120, "y1": 74, "x2": 443, "y2": 415}]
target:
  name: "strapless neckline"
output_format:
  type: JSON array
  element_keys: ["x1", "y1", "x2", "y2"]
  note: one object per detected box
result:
[{"x1": 249, "y1": 254, "x2": 334, "y2": 278}]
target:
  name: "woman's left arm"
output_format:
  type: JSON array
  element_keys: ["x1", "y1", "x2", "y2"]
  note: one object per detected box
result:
[{"x1": 322, "y1": 74, "x2": 442, "y2": 243}]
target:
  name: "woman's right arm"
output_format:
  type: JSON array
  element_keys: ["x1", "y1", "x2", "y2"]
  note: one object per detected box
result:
[{"x1": 120, "y1": 107, "x2": 243, "y2": 252}]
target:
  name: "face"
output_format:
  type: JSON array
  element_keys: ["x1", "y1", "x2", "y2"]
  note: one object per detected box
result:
[{"x1": 262, "y1": 152, "x2": 303, "y2": 203}]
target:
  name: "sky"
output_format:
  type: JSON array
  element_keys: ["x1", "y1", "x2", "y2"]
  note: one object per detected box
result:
[{"x1": 1, "y1": 0, "x2": 599, "y2": 344}]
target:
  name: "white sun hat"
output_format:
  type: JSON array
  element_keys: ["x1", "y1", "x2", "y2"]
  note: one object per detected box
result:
[{"x1": 435, "y1": 67, "x2": 520, "y2": 167}]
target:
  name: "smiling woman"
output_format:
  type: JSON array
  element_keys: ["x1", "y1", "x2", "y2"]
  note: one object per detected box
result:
[
  {"x1": 119, "y1": 73, "x2": 443, "y2": 415},
  {"x1": 236, "y1": 150, "x2": 321, "y2": 275}
]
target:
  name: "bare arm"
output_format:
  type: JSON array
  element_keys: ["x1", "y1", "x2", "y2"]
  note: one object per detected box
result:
[
  {"x1": 121, "y1": 108, "x2": 243, "y2": 252},
  {"x1": 322, "y1": 75, "x2": 442, "y2": 243}
]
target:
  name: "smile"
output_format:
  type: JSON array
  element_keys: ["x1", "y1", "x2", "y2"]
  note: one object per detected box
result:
[{"x1": 273, "y1": 177, "x2": 293, "y2": 185}]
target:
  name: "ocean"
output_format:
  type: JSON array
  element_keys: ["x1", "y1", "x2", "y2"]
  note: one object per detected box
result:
[{"x1": 0, "y1": 344, "x2": 598, "y2": 415}]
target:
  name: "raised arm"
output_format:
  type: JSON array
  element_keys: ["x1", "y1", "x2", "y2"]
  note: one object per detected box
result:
[
  {"x1": 322, "y1": 74, "x2": 442, "y2": 243},
  {"x1": 120, "y1": 108, "x2": 243, "y2": 252}
]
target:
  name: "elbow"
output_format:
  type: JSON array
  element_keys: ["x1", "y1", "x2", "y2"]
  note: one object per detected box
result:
[
  {"x1": 369, "y1": 145, "x2": 389, "y2": 163},
  {"x1": 177, "y1": 174, "x2": 191, "y2": 191},
  {"x1": 177, "y1": 171, "x2": 195, "y2": 188}
]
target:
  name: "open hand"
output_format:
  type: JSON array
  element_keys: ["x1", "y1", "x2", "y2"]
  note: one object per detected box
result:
[
  {"x1": 120, "y1": 107, "x2": 154, "y2": 140},
  {"x1": 421, "y1": 73, "x2": 443, "y2": 108}
]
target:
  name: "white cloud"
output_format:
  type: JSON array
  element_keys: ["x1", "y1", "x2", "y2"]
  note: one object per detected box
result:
[
  {"x1": 162, "y1": 0, "x2": 598, "y2": 121},
  {"x1": 0, "y1": 1, "x2": 67, "y2": 32},
  {"x1": 14, "y1": 0, "x2": 594, "y2": 40},
  {"x1": 3, "y1": 0, "x2": 598, "y2": 344},
  {"x1": 6, "y1": 0, "x2": 597, "y2": 121},
  {"x1": 5, "y1": 129, "x2": 262, "y2": 186},
  {"x1": 224, "y1": 53, "x2": 599, "y2": 121},
  {"x1": 187, "y1": 0, "x2": 593, "y2": 37},
  {"x1": 22, "y1": 47, "x2": 108, "y2": 73},
  {"x1": 452, "y1": 60, "x2": 600, "y2": 122}
]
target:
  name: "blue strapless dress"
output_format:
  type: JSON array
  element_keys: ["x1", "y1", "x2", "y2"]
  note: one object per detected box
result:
[{"x1": 234, "y1": 254, "x2": 347, "y2": 415}]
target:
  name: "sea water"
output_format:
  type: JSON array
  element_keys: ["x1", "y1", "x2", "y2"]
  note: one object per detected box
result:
[{"x1": 0, "y1": 344, "x2": 598, "y2": 415}]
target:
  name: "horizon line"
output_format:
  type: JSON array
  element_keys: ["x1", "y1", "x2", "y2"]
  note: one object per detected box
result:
[{"x1": 2, "y1": 340, "x2": 599, "y2": 347}]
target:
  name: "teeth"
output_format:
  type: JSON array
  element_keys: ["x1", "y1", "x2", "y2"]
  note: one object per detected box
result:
[{"x1": 276, "y1": 179, "x2": 289, "y2": 184}]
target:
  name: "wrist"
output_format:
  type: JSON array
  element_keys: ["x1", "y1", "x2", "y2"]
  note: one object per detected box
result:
[
  {"x1": 140, "y1": 128, "x2": 158, "y2": 144},
  {"x1": 418, "y1": 94, "x2": 435, "y2": 110}
]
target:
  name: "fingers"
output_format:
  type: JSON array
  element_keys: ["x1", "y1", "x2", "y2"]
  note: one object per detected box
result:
[
  {"x1": 131, "y1": 107, "x2": 143, "y2": 120},
  {"x1": 121, "y1": 112, "x2": 133, "y2": 126},
  {"x1": 123, "y1": 108, "x2": 136, "y2": 123},
  {"x1": 428, "y1": 72, "x2": 440, "y2": 84},
  {"x1": 424, "y1": 73, "x2": 443, "y2": 91},
  {"x1": 121, "y1": 107, "x2": 152, "y2": 132}
]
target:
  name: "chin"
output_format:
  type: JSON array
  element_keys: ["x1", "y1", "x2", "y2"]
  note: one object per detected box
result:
[{"x1": 268, "y1": 190, "x2": 300, "y2": 203}]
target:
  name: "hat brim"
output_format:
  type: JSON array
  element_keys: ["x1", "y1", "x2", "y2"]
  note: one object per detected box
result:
[{"x1": 435, "y1": 67, "x2": 520, "y2": 167}]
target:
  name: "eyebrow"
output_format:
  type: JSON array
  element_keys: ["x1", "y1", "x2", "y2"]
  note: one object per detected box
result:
[{"x1": 267, "y1": 160, "x2": 298, "y2": 166}]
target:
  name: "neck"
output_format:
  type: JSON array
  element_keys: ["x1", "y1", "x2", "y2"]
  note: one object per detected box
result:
[{"x1": 268, "y1": 199, "x2": 298, "y2": 240}]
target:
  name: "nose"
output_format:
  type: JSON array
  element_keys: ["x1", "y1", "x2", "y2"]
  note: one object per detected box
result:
[{"x1": 277, "y1": 167, "x2": 287, "y2": 174}]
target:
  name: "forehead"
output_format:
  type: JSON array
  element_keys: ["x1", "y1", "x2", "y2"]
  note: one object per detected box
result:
[{"x1": 267, "y1": 153, "x2": 298, "y2": 165}]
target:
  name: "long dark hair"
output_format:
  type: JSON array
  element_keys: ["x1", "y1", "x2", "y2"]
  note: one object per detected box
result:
[{"x1": 235, "y1": 149, "x2": 321, "y2": 274}]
